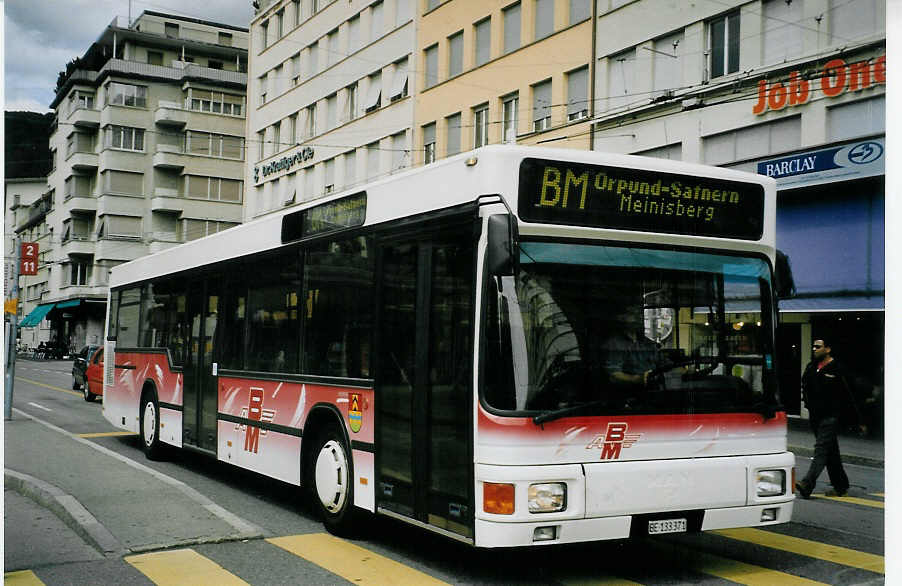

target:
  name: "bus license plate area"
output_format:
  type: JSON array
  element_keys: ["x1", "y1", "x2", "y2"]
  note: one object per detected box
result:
[{"x1": 648, "y1": 518, "x2": 687, "y2": 535}]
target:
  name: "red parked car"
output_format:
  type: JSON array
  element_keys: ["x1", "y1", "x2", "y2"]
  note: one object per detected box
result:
[{"x1": 82, "y1": 347, "x2": 104, "y2": 402}]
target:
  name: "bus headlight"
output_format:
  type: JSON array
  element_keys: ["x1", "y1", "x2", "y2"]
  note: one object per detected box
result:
[
  {"x1": 528, "y1": 483, "x2": 566, "y2": 513},
  {"x1": 756, "y1": 470, "x2": 785, "y2": 497}
]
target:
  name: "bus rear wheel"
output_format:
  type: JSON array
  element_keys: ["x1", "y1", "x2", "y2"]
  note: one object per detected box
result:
[
  {"x1": 310, "y1": 427, "x2": 357, "y2": 536},
  {"x1": 140, "y1": 393, "x2": 163, "y2": 460}
]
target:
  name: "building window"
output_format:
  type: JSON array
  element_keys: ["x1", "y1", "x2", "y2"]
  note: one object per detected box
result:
[
  {"x1": 503, "y1": 2, "x2": 521, "y2": 54},
  {"x1": 165, "y1": 22, "x2": 179, "y2": 38},
  {"x1": 475, "y1": 18, "x2": 491, "y2": 66},
  {"x1": 703, "y1": 116, "x2": 801, "y2": 166},
  {"x1": 364, "y1": 71, "x2": 382, "y2": 112},
  {"x1": 652, "y1": 32, "x2": 683, "y2": 99},
  {"x1": 502, "y1": 93, "x2": 519, "y2": 143},
  {"x1": 293, "y1": 0, "x2": 301, "y2": 26},
  {"x1": 288, "y1": 114, "x2": 298, "y2": 145},
  {"x1": 277, "y1": 10, "x2": 285, "y2": 39},
  {"x1": 273, "y1": 64, "x2": 284, "y2": 97},
  {"x1": 105, "y1": 125, "x2": 145, "y2": 151},
  {"x1": 473, "y1": 104, "x2": 489, "y2": 147},
  {"x1": 326, "y1": 94, "x2": 337, "y2": 130},
  {"x1": 448, "y1": 31, "x2": 464, "y2": 77},
  {"x1": 344, "y1": 150, "x2": 356, "y2": 186},
  {"x1": 423, "y1": 122, "x2": 436, "y2": 163},
  {"x1": 327, "y1": 29, "x2": 339, "y2": 67},
  {"x1": 446, "y1": 112, "x2": 462, "y2": 156},
  {"x1": 308, "y1": 43, "x2": 319, "y2": 76},
  {"x1": 370, "y1": 1, "x2": 384, "y2": 40},
  {"x1": 424, "y1": 44, "x2": 438, "y2": 88},
  {"x1": 763, "y1": 0, "x2": 803, "y2": 65},
  {"x1": 607, "y1": 48, "x2": 635, "y2": 110},
  {"x1": 709, "y1": 11, "x2": 740, "y2": 79},
  {"x1": 272, "y1": 122, "x2": 281, "y2": 153},
  {"x1": 567, "y1": 66, "x2": 589, "y2": 121},
  {"x1": 532, "y1": 79, "x2": 551, "y2": 131},
  {"x1": 305, "y1": 104, "x2": 317, "y2": 138},
  {"x1": 185, "y1": 175, "x2": 243, "y2": 202},
  {"x1": 570, "y1": 0, "x2": 590, "y2": 24},
  {"x1": 324, "y1": 158, "x2": 335, "y2": 192},
  {"x1": 367, "y1": 141, "x2": 380, "y2": 180},
  {"x1": 97, "y1": 215, "x2": 142, "y2": 240},
  {"x1": 219, "y1": 31, "x2": 233, "y2": 46},
  {"x1": 348, "y1": 16, "x2": 362, "y2": 53},
  {"x1": 208, "y1": 60, "x2": 223, "y2": 70},
  {"x1": 633, "y1": 143, "x2": 682, "y2": 160},
  {"x1": 346, "y1": 82, "x2": 358, "y2": 120},
  {"x1": 147, "y1": 51, "x2": 163, "y2": 66},
  {"x1": 830, "y1": 0, "x2": 881, "y2": 45},
  {"x1": 291, "y1": 53, "x2": 301, "y2": 85},
  {"x1": 107, "y1": 82, "x2": 147, "y2": 108},
  {"x1": 390, "y1": 58, "x2": 409, "y2": 100},
  {"x1": 181, "y1": 219, "x2": 237, "y2": 242},
  {"x1": 391, "y1": 131, "x2": 407, "y2": 171},
  {"x1": 103, "y1": 170, "x2": 143, "y2": 195},
  {"x1": 827, "y1": 95, "x2": 885, "y2": 142},
  {"x1": 261, "y1": 20, "x2": 269, "y2": 50},
  {"x1": 396, "y1": 0, "x2": 412, "y2": 24},
  {"x1": 258, "y1": 130, "x2": 265, "y2": 159},
  {"x1": 70, "y1": 259, "x2": 92, "y2": 285},
  {"x1": 534, "y1": 0, "x2": 554, "y2": 40},
  {"x1": 259, "y1": 75, "x2": 267, "y2": 105}
]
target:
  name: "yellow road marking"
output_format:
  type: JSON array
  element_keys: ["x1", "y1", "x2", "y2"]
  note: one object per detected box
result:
[
  {"x1": 690, "y1": 549, "x2": 826, "y2": 585},
  {"x1": 713, "y1": 528, "x2": 884, "y2": 574},
  {"x1": 16, "y1": 377, "x2": 81, "y2": 397},
  {"x1": 4, "y1": 570, "x2": 46, "y2": 585},
  {"x1": 870, "y1": 492, "x2": 884, "y2": 498},
  {"x1": 78, "y1": 431, "x2": 137, "y2": 438},
  {"x1": 559, "y1": 576, "x2": 644, "y2": 585},
  {"x1": 815, "y1": 494, "x2": 884, "y2": 509},
  {"x1": 126, "y1": 549, "x2": 248, "y2": 585},
  {"x1": 268, "y1": 533, "x2": 450, "y2": 585}
]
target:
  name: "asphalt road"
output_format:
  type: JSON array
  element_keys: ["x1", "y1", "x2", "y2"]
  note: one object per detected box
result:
[{"x1": 4, "y1": 359, "x2": 886, "y2": 585}]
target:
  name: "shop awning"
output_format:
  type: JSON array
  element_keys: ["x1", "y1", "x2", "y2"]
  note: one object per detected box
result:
[
  {"x1": 780, "y1": 295, "x2": 884, "y2": 313},
  {"x1": 19, "y1": 303, "x2": 55, "y2": 327},
  {"x1": 55, "y1": 299, "x2": 82, "y2": 309}
]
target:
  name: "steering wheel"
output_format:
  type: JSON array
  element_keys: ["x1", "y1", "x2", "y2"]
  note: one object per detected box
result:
[{"x1": 645, "y1": 357, "x2": 723, "y2": 385}]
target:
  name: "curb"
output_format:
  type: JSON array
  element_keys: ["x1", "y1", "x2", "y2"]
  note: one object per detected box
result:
[
  {"x1": 788, "y1": 446, "x2": 884, "y2": 469},
  {"x1": 4, "y1": 469, "x2": 127, "y2": 557}
]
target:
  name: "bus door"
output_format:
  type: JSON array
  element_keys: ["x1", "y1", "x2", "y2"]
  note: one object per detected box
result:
[
  {"x1": 376, "y1": 229, "x2": 474, "y2": 538},
  {"x1": 183, "y1": 279, "x2": 220, "y2": 452}
]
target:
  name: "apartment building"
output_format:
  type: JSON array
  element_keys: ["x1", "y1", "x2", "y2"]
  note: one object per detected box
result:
[
  {"x1": 248, "y1": 0, "x2": 414, "y2": 219},
  {"x1": 415, "y1": 0, "x2": 593, "y2": 164},
  {"x1": 589, "y1": 0, "x2": 885, "y2": 420},
  {"x1": 29, "y1": 11, "x2": 248, "y2": 350}
]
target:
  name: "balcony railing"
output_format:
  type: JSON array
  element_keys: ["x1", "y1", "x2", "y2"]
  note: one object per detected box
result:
[{"x1": 100, "y1": 59, "x2": 247, "y2": 86}]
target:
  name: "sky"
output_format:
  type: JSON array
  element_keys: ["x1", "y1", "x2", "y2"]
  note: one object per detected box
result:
[{"x1": 4, "y1": 0, "x2": 254, "y2": 113}]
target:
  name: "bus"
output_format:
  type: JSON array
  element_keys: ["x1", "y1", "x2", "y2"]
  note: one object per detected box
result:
[{"x1": 102, "y1": 145, "x2": 796, "y2": 547}]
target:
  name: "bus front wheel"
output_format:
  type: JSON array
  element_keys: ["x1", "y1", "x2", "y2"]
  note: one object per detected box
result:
[
  {"x1": 140, "y1": 393, "x2": 163, "y2": 460},
  {"x1": 310, "y1": 427, "x2": 357, "y2": 535}
]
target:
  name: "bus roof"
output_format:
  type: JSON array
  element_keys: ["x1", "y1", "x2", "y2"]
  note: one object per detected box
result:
[{"x1": 109, "y1": 145, "x2": 776, "y2": 288}]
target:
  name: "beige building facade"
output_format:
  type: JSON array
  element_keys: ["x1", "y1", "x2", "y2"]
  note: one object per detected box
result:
[{"x1": 31, "y1": 11, "x2": 249, "y2": 351}]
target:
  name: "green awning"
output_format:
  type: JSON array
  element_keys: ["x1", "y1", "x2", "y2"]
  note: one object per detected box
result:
[
  {"x1": 19, "y1": 303, "x2": 55, "y2": 327},
  {"x1": 55, "y1": 299, "x2": 81, "y2": 309}
]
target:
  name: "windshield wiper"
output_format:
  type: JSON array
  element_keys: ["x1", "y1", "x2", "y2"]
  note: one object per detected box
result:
[{"x1": 532, "y1": 399, "x2": 622, "y2": 427}]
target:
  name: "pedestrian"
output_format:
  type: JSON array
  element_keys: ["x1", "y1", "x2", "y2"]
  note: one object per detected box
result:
[{"x1": 795, "y1": 337, "x2": 866, "y2": 499}]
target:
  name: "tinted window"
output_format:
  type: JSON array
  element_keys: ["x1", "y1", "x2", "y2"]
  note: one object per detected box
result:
[
  {"x1": 246, "y1": 252, "x2": 300, "y2": 372},
  {"x1": 139, "y1": 279, "x2": 188, "y2": 364}
]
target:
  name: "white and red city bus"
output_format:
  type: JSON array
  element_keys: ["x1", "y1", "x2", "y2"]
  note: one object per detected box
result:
[{"x1": 102, "y1": 145, "x2": 795, "y2": 547}]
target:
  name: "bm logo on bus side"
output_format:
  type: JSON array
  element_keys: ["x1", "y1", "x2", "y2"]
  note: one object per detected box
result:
[
  {"x1": 238, "y1": 387, "x2": 276, "y2": 453},
  {"x1": 586, "y1": 422, "x2": 641, "y2": 460},
  {"x1": 349, "y1": 393, "x2": 363, "y2": 433}
]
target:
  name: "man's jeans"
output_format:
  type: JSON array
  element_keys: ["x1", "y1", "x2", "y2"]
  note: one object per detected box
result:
[{"x1": 801, "y1": 416, "x2": 849, "y2": 493}]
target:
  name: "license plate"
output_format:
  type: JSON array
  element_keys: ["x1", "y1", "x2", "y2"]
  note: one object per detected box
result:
[{"x1": 648, "y1": 518, "x2": 687, "y2": 535}]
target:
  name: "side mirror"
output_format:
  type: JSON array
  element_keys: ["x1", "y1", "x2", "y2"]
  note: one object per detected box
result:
[
  {"x1": 486, "y1": 214, "x2": 518, "y2": 277},
  {"x1": 774, "y1": 249, "x2": 795, "y2": 300}
]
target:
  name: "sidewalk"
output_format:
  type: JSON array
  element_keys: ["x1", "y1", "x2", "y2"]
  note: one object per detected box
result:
[
  {"x1": 786, "y1": 415, "x2": 884, "y2": 469},
  {"x1": 4, "y1": 412, "x2": 263, "y2": 562}
]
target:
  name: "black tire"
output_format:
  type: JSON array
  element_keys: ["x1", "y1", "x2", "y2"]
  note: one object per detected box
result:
[
  {"x1": 72, "y1": 376, "x2": 81, "y2": 390},
  {"x1": 309, "y1": 426, "x2": 358, "y2": 536},
  {"x1": 140, "y1": 392, "x2": 163, "y2": 460},
  {"x1": 83, "y1": 384, "x2": 96, "y2": 402}
]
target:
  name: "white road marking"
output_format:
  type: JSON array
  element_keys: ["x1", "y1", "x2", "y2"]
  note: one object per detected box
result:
[{"x1": 27, "y1": 402, "x2": 53, "y2": 412}]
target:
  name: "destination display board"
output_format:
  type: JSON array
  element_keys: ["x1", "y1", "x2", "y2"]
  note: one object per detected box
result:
[
  {"x1": 518, "y1": 158, "x2": 765, "y2": 240},
  {"x1": 281, "y1": 192, "x2": 366, "y2": 243}
]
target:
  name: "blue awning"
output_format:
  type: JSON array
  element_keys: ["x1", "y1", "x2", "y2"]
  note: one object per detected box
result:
[
  {"x1": 55, "y1": 299, "x2": 82, "y2": 309},
  {"x1": 19, "y1": 303, "x2": 55, "y2": 328}
]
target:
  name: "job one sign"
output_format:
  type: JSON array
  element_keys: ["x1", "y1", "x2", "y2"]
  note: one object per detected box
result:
[{"x1": 752, "y1": 55, "x2": 885, "y2": 115}]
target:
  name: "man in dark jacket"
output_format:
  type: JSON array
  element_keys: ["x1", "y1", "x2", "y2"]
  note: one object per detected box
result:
[{"x1": 795, "y1": 338, "x2": 865, "y2": 498}]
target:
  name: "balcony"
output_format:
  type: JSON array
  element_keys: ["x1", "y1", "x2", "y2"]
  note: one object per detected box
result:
[
  {"x1": 63, "y1": 195, "x2": 97, "y2": 214},
  {"x1": 153, "y1": 144, "x2": 187, "y2": 170},
  {"x1": 100, "y1": 59, "x2": 247, "y2": 87},
  {"x1": 60, "y1": 237, "x2": 95, "y2": 256},
  {"x1": 69, "y1": 107, "x2": 100, "y2": 128},
  {"x1": 151, "y1": 194, "x2": 185, "y2": 213},
  {"x1": 155, "y1": 101, "x2": 188, "y2": 127},
  {"x1": 68, "y1": 151, "x2": 99, "y2": 171}
]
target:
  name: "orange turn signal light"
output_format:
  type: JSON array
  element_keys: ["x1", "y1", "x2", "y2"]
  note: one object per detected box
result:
[{"x1": 483, "y1": 482, "x2": 515, "y2": 515}]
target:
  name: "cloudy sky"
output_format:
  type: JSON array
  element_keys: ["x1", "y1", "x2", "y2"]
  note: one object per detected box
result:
[{"x1": 5, "y1": 0, "x2": 254, "y2": 113}]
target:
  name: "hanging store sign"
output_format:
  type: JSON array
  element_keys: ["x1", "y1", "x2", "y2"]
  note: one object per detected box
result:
[
  {"x1": 756, "y1": 137, "x2": 884, "y2": 189},
  {"x1": 20, "y1": 242, "x2": 38, "y2": 276},
  {"x1": 752, "y1": 55, "x2": 885, "y2": 115}
]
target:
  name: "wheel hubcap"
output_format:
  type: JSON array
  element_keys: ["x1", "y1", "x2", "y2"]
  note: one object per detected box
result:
[
  {"x1": 143, "y1": 402, "x2": 156, "y2": 447},
  {"x1": 314, "y1": 439, "x2": 349, "y2": 513}
]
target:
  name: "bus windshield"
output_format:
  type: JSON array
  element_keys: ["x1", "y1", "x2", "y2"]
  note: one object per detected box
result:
[{"x1": 483, "y1": 242, "x2": 777, "y2": 419}]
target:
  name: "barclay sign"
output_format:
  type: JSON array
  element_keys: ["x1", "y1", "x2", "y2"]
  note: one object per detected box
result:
[{"x1": 752, "y1": 55, "x2": 885, "y2": 115}]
